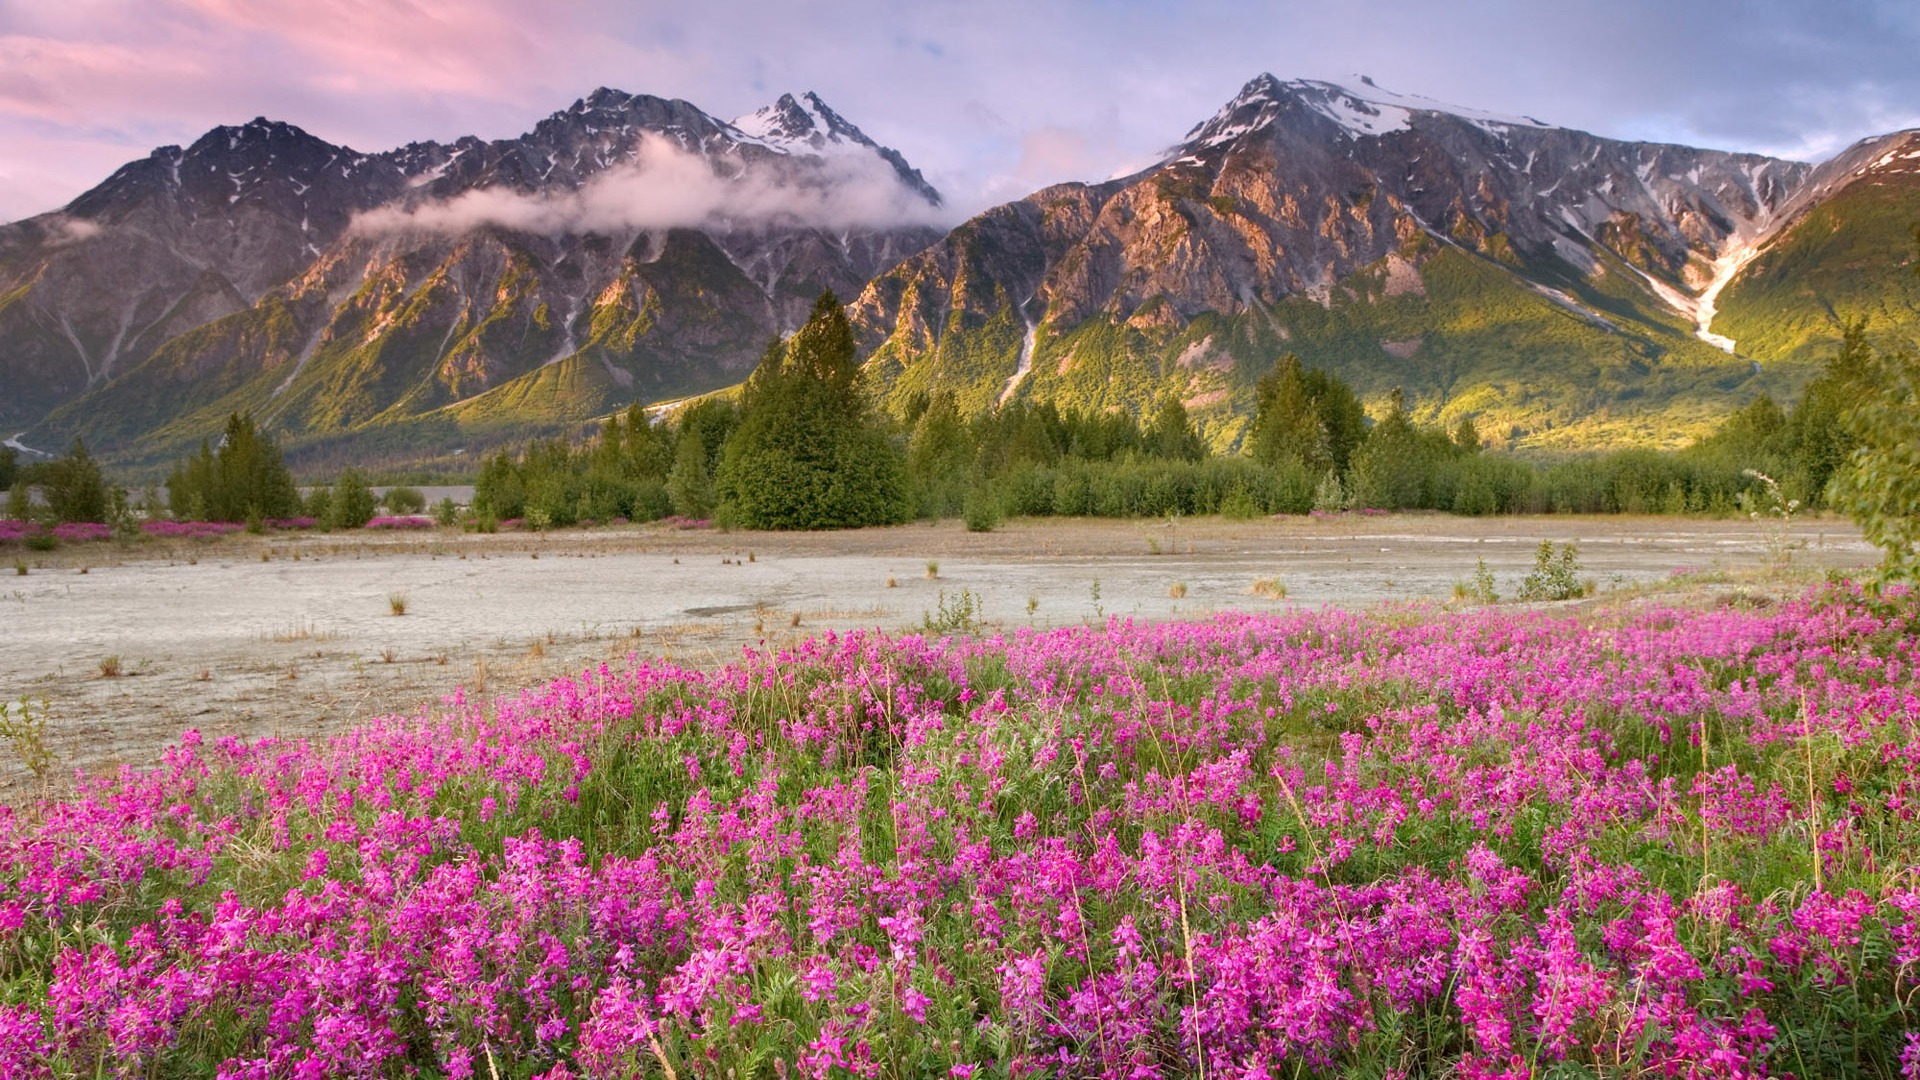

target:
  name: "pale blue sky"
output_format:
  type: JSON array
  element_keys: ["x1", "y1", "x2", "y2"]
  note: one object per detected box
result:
[{"x1": 2, "y1": 0, "x2": 1916, "y2": 222}]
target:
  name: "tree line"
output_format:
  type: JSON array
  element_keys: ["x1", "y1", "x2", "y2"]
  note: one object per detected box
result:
[{"x1": 4, "y1": 289, "x2": 1915, "y2": 575}]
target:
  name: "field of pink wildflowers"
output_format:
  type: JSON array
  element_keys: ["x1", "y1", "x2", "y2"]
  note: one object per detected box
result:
[{"x1": 0, "y1": 585, "x2": 1916, "y2": 1078}]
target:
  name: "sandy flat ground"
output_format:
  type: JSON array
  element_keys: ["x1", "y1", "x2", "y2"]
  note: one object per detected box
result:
[{"x1": 0, "y1": 514, "x2": 1876, "y2": 797}]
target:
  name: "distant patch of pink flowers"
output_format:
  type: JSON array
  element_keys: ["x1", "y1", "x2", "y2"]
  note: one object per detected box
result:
[
  {"x1": 1, "y1": 521, "x2": 113, "y2": 542},
  {"x1": 658, "y1": 515, "x2": 711, "y2": 529},
  {"x1": 50, "y1": 522, "x2": 110, "y2": 541},
  {"x1": 140, "y1": 520, "x2": 243, "y2": 538},
  {"x1": 0, "y1": 584, "x2": 1915, "y2": 1076},
  {"x1": 3, "y1": 518, "x2": 115, "y2": 541},
  {"x1": 364, "y1": 515, "x2": 433, "y2": 530}
]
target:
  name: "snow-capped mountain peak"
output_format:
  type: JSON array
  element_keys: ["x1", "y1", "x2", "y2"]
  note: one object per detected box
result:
[
  {"x1": 731, "y1": 92, "x2": 943, "y2": 207},
  {"x1": 732, "y1": 92, "x2": 872, "y2": 154},
  {"x1": 1180, "y1": 72, "x2": 1555, "y2": 150}
]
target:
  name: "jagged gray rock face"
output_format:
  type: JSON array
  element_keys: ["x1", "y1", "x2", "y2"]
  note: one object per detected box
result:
[
  {"x1": 2, "y1": 90, "x2": 944, "y2": 456},
  {"x1": 0, "y1": 120, "x2": 409, "y2": 428},
  {"x1": 843, "y1": 74, "x2": 1920, "y2": 452}
]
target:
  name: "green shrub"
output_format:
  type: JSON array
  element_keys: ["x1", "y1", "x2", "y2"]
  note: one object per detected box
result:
[
  {"x1": 382, "y1": 486, "x2": 426, "y2": 514},
  {"x1": 1517, "y1": 541, "x2": 1590, "y2": 601},
  {"x1": 41, "y1": 439, "x2": 109, "y2": 525},
  {"x1": 962, "y1": 485, "x2": 1000, "y2": 532},
  {"x1": 921, "y1": 589, "x2": 982, "y2": 636},
  {"x1": 302, "y1": 485, "x2": 331, "y2": 525},
  {"x1": 1454, "y1": 557, "x2": 1500, "y2": 604}
]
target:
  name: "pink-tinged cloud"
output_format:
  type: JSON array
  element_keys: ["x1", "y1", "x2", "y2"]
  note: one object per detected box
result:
[
  {"x1": 175, "y1": 0, "x2": 558, "y2": 100},
  {"x1": 0, "y1": 129, "x2": 143, "y2": 222},
  {"x1": 0, "y1": 38, "x2": 210, "y2": 124}
]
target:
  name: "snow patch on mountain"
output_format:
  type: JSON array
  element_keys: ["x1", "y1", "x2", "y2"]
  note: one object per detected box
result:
[
  {"x1": 998, "y1": 300, "x2": 1040, "y2": 407},
  {"x1": 1692, "y1": 240, "x2": 1766, "y2": 353},
  {"x1": 1179, "y1": 73, "x2": 1553, "y2": 151}
]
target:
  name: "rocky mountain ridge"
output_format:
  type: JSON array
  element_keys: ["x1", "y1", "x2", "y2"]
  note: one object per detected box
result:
[
  {"x1": 851, "y1": 74, "x2": 1919, "y2": 451},
  {"x1": 6, "y1": 73, "x2": 1919, "y2": 467},
  {"x1": 2, "y1": 88, "x2": 944, "y2": 465}
]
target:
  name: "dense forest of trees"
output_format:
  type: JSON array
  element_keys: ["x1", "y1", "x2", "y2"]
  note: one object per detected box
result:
[{"x1": 459, "y1": 318, "x2": 1872, "y2": 530}]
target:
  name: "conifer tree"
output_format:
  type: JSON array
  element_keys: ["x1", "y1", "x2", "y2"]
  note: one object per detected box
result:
[
  {"x1": 1145, "y1": 398, "x2": 1205, "y2": 461},
  {"x1": 1348, "y1": 390, "x2": 1425, "y2": 510},
  {"x1": 1453, "y1": 414, "x2": 1482, "y2": 454},
  {"x1": 716, "y1": 292, "x2": 911, "y2": 529},
  {"x1": 43, "y1": 439, "x2": 109, "y2": 524},
  {"x1": 1783, "y1": 323, "x2": 1871, "y2": 505},
  {"x1": 166, "y1": 413, "x2": 298, "y2": 522},
  {"x1": 1248, "y1": 354, "x2": 1365, "y2": 474},
  {"x1": 667, "y1": 434, "x2": 715, "y2": 518},
  {"x1": 328, "y1": 467, "x2": 378, "y2": 529},
  {"x1": 1830, "y1": 338, "x2": 1920, "y2": 579},
  {"x1": 906, "y1": 392, "x2": 971, "y2": 518},
  {"x1": 6, "y1": 481, "x2": 30, "y2": 523}
]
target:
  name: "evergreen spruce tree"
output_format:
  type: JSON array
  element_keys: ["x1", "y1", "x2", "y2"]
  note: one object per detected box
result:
[
  {"x1": 906, "y1": 392, "x2": 971, "y2": 518},
  {"x1": 1348, "y1": 390, "x2": 1425, "y2": 510},
  {"x1": 169, "y1": 442, "x2": 217, "y2": 520},
  {"x1": 619, "y1": 403, "x2": 675, "y2": 481},
  {"x1": 328, "y1": 467, "x2": 378, "y2": 529},
  {"x1": 214, "y1": 413, "x2": 298, "y2": 521},
  {"x1": 667, "y1": 433, "x2": 715, "y2": 518},
  {"x1": 6, "y1": 480, "x2": 30, "y2": 523},
  {"x1": 1830, "y1": 338, "x2": 1920, "y2": 579},
  {"x1": 716, "y1": 292, "x2": 911, "y2": 529},
  {"x1": 43, "y1": 439, "x2": 109, "y2": 524},
  {"x1": 165, "y1": 413, "x2": 297, "y2": 522},
  {"x1": 1783, "y1": 323, "x2": 1872, "y2": 505},
  {"x1": 1453, "y1": 414, "x2": 1482, "y2": 454},
  {"x1": 1248, "y1": 354, "x2": 1365, "y2": 475},
  {"x1": 1145, "y1": 398, "x2": 1205, "y2": 461}
]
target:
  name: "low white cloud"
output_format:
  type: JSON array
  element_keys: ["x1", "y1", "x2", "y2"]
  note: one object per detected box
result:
[
  {"x1": 352, "y1": 133, "x2": 949, "y2": 238},
  {"x1": 41, "y1": 215, "x2": 101, "y2": 246}
]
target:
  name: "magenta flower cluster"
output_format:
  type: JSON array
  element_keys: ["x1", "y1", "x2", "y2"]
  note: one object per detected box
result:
[
  {"x1": 1, "y1": 521, "x2": 112, "y2": 542},
  {"x1": 0, "y1": 586, "x2": 1916, "y2": 1077},
  {"x1": 50, "y1": 523, "x2": 111, "y2": 542},
  {"x1": 364, "y1": 516, "x2": 434, "y2": 530},
  {"x1": 139, "y1": 521, "x2": 244, "y2": 539}
]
